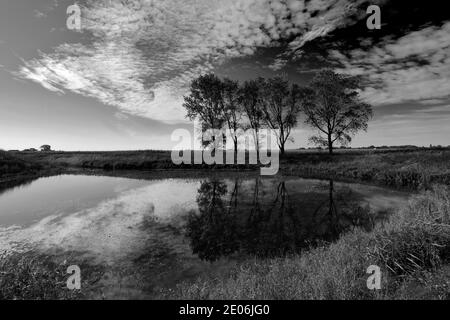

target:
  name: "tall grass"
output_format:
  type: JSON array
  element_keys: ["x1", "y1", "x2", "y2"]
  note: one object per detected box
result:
[
  {"x1": 283, "y1": 150, "x2": 450, "y2": 189},
  {"x1": 165, "y1": 185, "x2": 450, "y2": 300},
  {"x1": 0, "y1": 251, "x2": 104, "y2": 300},
  {"x1": 371, "y1": 186, "x2": 450, "y2": 277}
]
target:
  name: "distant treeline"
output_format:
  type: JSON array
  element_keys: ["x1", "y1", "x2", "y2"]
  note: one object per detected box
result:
[{"x1": 298, "y1": 145, "x2": 450, "y2": 150}]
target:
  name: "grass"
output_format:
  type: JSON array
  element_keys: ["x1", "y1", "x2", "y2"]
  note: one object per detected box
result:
[
  {"x1": 162, "y1": 185, "x2": 450, "y2": 300},
  {"x1": 0, "y1": 150, "x2": 63, "y2": 195},
  {"x1": 282, "y1": 149, "x2": 450, "y2": 189},
  {"x1": 14, "y1": 150, "x2": 259, "y2": 171},
  {"x1": 0, "y1": 150, "x2": 42, "y2": 177},
  {"x1": 371, "y1": 187, "x2": 450, "y2": 277},
  {"x1": 11, "y1": 148, "x2": 450, "y2": 190},
  {"x1": 0, "y1": 251, "x2": 104, "y2": 300}
]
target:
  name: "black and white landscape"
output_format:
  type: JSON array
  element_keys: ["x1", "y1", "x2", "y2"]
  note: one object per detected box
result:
[{"x1": 0, "y1": 0, "x2": 449, "y2": 301}]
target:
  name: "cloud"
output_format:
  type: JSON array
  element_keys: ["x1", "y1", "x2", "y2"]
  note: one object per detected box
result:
[
  {"x1": 33, "y1": 0, "x2": 60, "y2": 19},
  {"x1": 33, "y1": 10, "x2": 47, "y2": 19},
  {"x1": 415, "y1": 105, "x2": 450, "y2": 114},
  {"x1": 331, "y1": 21, "x2": 450, "y2": 107},
  {"x1": 17, "y1": 0, "x2": 372, "y2": 122},
  {"x1": 0, "y1": 179, "x2": 198, "y2": 261},
  {"x1": 268, "y1": 57, "x2": 289, "y2": 71}
]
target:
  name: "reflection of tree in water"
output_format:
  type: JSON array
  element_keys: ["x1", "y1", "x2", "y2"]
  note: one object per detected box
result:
[
  {"x1": 0, "y1": 175, "x2": 40, "y2": 196},
  {"x1": 187, "y1": 179, "x2": 383, "y2": 262},
  {"x1": 186, "y1": 179, "x2": 240, "y2": 261},
  {"x1": 310, "y1": 180, "x2": 375, "y2": 242},
  {"x1": 244, "y1": 180, "x2": 301, "y2": 257}
]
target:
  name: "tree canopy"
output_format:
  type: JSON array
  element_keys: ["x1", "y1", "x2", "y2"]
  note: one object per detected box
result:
[
  {"x1": 301, "y1": 70, "x2": 373, "y2": 154},
  {"x1": 258, "y1": 77, "x2": 302, "y2": 154},
  {"x1": 183, "y1": 74, "x2": 226, "y2": 148}
]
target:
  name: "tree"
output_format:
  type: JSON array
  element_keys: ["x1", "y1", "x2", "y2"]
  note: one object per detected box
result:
[
  {"x1": 301, "y1": 70, "x2": 373, "y2": 154},
  {"x1": 183, "y1": 74, "x2": 225, "y2": 148},
  {"x1": 238, "y1": 79, "x2": 264, "y2": 158},
  {"x1": 40, "y1": 145, "x2": 51, "y2": 152},
  {"x1": 259, "y1": 77, "x2": 302, "y2": 155},
  {"x1": 221, "y1": 78, "x2": 242, "y2": 154}
]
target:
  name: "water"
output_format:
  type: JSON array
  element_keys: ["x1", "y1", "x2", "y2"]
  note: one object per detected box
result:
[{"x1": 0, "y1": 174, "x2": 410, "y2": 298}]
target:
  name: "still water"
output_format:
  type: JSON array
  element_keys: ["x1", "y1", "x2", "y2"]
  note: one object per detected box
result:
[{"x1": 0, "y1": 174, "x2": 410, "y2": 298}]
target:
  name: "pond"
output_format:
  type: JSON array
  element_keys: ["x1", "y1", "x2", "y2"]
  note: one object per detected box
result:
[{"x1": 0, "y1": 173, "x2": 410, "y2": 298}]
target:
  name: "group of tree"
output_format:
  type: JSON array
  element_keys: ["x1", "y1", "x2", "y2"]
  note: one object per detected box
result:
[
  {"x1": 183, "y1": 70, "x2": 373, "y2": 155},
  {"x1": 39, "y1": 145, "x2": 52, "y2": 152}
]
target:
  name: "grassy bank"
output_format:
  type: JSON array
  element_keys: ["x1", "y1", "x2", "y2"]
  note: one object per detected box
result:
[
  {"x1": 0, "y1": 151, "x2": 64, "y2": 194},
  {"x1": 164, "y1": 185, "x2": 450, "y2": 300},
  {"x1": 0, "y1": 251, "x2": 104, "y2": 300},
  {"x1": 11, "y1": 148, "x2": 450, "y2": 190},
  {"x1": 0, "y1": 150, "x2": 42, "y2": 177},
  {"x1": 282, "y1": 149, "x2": 450, "y2": 190}
]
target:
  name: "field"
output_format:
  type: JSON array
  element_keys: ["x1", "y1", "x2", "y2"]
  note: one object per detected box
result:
[
  {"x1": 0, "y1": 150, "x2": 41, "y2": 176},
  {"x1": 0, "y1": 150, "x2": 63, "y2": 193},
  {"x1": 283, "y1": 148, "x2": 450, "y2": 189},
  {"x1": 7, "y1": 147, "x2": 450, "y2": 190}
]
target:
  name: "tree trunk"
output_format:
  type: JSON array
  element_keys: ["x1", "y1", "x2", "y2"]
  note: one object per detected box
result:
[
  {"x1": 255, "y1": 130, "x2": 260, "y2": 162},
  {"x1": 279, "y1": 143, "x2": 285, "y2": 156},
  {"x1": 328, "y1": 134, "x2": 333, "y2": 155},
  {"x1": 233, "y1": 138, "x2": 238, "y2": 163}
]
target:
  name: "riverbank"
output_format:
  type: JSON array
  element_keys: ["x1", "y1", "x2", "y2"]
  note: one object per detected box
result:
[
  {"x1": 163, "y1": 185, "x2": 450, "y2": 300},
  {"x1": 283, "y1": 149, "x2": 450, "y2": 190},
  {"x1": 8, "y1": 148, "x2": 450, "y2": 190},
  {"x1": 0, "y1": 150, "x2": 65, "y2": 194},
  {"x1": 0, "y1": 150, "x2": 41, "y2": 178}
]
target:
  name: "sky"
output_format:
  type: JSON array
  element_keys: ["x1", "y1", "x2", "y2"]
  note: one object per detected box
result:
[{"x1": 0, "y1": 0, "x2": 449, "y2": 151}]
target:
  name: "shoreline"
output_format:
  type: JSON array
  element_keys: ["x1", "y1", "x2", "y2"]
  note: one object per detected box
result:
[
  {"x1": 162, "y1": 185, "x2": 450, "y2": 300},
  {"x1": 6, "y1": 148, "x2": 449, "y2": 190},
  {"x1": 0, "y1": 166, "x2": 424, "y2": 194}
]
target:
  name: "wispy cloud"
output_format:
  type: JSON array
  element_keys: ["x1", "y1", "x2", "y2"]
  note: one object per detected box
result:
[
  {"x1": 33, "y1": 9, "x2": 47, "y2": 19},
  {"x1": 331, "y1": 21, "x2": 450, "y2": 107},
  {"x1": 16, "y1": 0, "x2": 373, "y2": 122},
  {"x1": 268, "y1": 57, "x2": 289, "y2": 71}
]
